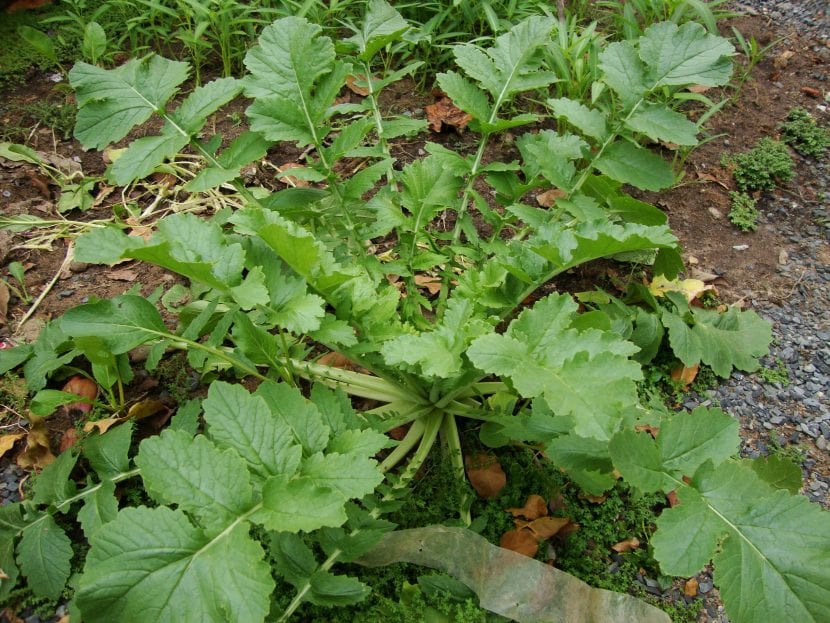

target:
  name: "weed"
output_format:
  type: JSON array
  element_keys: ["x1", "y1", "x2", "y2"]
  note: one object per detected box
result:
[
  {"x1": 728, "y1": 190, "x2": 760, "y2": 232},
  {"x1": 757, "y1": 357, "x2": 790, "y2": 386},
  {"x1": 723, "y1": 137, "x2": 794, "y2": 191},
  {"x1": 0, "y1": 374, "x2": 28, "y2": 419},
  {"x1": 767, "y1": 435, "x2": 805, "y2": 465},
  {"x1": 779, "y1": 108, "x2": 830, "y2": 157}
]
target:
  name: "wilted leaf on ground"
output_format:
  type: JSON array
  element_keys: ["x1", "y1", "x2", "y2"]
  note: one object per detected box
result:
[
  {"x1": 345, "y1": 74, "x2": 371, "y2": 96},
  {"x1": 500, "y1": 528, "x2": 539, "y2": 557},
  {"x1": 275, "y1": 162, "x2": 311, "y2": 188},
  {"x1": 465, "y1": 453, "x2": 507, "y2": 498},
  {"x1": 506, "y1": 494, "x2": 548, "y2": 520},
  {"x1": 83, "y1": 418, "x2": 122, "y2": 435},
  {"x1": 684, "y1": 577, "x2": 698, "y2": 597},
  {"x1": 670, "y1": 363, "x2": 699, "y2": 390},
  {"x1": 61, "y1": 376, "x2": 98, "y2": 413},
  {"x1": 649, "y1": 275, "x2": 712, "y2": 302},
  {"x1": 0, "y1": 281, "x2": 9, "y2": 326},
  {"x1": 108, "y1": 269, "x2": 138, "y2": 282},
  {"x1": 16, "y1": 416, "x2": 54, "y2": 469},
  {"x1": 426, "y1": 94, "x2": 472, "y2": 132},
  {"x1": 413, "y1": 275, "x2": 442, "y2": 295},
  {"x1": 611, "y1": 537, "x2": 640, "y2": 552},
  {"x1": 317, "y1": 351, "x2": 361, "y2": 371},
  {"x1": 0, "y1": 433, "x2": 25, "y2": 460},
  {"x1": 59, "y1": 428, "x2": 78, "y2": 453},
  {"x1": 536, "y1": 188, "x2": 566, "y2": 208},
  {"x1": 520, "y1": 516, "x2": 572, "y2": 539}
]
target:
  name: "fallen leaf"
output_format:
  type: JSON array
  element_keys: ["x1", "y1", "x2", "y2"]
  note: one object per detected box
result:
[
  {"x1": 500, "y1": 528, "x2": 539, "y2": 557},
  {"x1": 27, "y1": 171, "x2": 51, "y2": 198},
  {"x1": 276, "y1": 162, "x2": 310, "y2": 188},
  {"x1": 151, "y1": 172, "x2": 177, "y2": 188},
  {"x1": 465, "y1": 452, "x2": 507, "y2": 498},
  {"x1": 61, "y1": 375, "x2": 98, "y2": 413},
  {"x1": 801, "y1": 86, "x2": 821, "y2": 98},
  {"x1": 0, "y1": 433, "x2": 26, "y2": 460},
  {"x1": 525, "y1": 516, "x2": 572, "y2": 539},
  {"x1": 345, "y1": 74, "x2": 371, "y2": 96},
  {"x1": 648, "y1": 275, "x2": 713, "y2": 302},
  {"x1": 772, "y1": 49, "x2": 795, "y2": 69},
  {"x1": 426, "y1": 96, "x2": 472, "y2": 132},
  {"x1": 635, "y1": 424, "x2": 660, "y2": 438},
  {"x1": 684, "y1": 577, "x2": 699, "y2": 597},
  {"x1": 126, "y1": 399, "x2": 167, "y2": 421},
  {"x1": 536, "y1": 188, "x2": 566, "y2": 208},
  {"x1": 695, "y1": 171, "x2": 729, "y2": 189},
  {"x1": 1, "y1": 607, "x2": 23, "y2": 623},
  {"x1": 83, "y1": 417, "x2": 123, "y2": 435},
  {"x1": 7, "y1": 0, "x2": 53, "y2": 12},
  {"x1": 109, "y1": 269, "x2": 138, "y2": 281},
  {"x1": 582, "y1": 493, "x2": 606, "y2": 504},
  {"x1": 507, "y1": 494, "x2": 549, "y2": 520},
  {"x1": 611, "y1": 537, "x2": 640, "y2": 552},
  {"x1": 103, "y1": 147, "x2": 127, "y2": 164},
  {"x1": 59, "y1": 428, "x2": 78, "y2": 453},
  {"x1": 671, "y1": 364, "x2": 700, "y2": 390},
  {"x1": 414, "y1": 275, "x2": 442, "y2": 296},
  {"x1": 318, "y1": 351, "x2": 361, "y2": 371},
  {"x1": 666, "y1": 490, "x2": 680, "y2": 507},
  {"x1": 0, "y1": 280, "x2": 9, "y2": 326},
  {"x1": 687, "y1": 84, "x2": 710, "y2": 94},
  {"x1": 16, "y1": 416, "x2": 55, "y2": 469},
  {"x1": 387, "y1": 424, "x2": 410, "y2": 441}
]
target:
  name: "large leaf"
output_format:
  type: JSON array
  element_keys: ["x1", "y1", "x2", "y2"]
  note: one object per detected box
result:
[
  {"x1": 594, "y1": 141, "x2": 674, "y2": 191},
  {"x1": 201, "y1": 381, "x2": 302, "y2": 483},
  {"x1": 652, "y1": 462, "x2": 830, "y2": 623},
  {"x1": 347, "y1": 0, "x2": 409, "y2": 61},
  {"x1": 136, "y1": 430, "x2": 254, "y2": 534},
  {"x1": 76, "y1": 507, "x2": 274, "y2": 623},
  {"x1": 70, "y1": 56, "x2": 190, "y2": 149},
  {"x1": 468, "y1": 293, "x2": 641, "y2": 440}
]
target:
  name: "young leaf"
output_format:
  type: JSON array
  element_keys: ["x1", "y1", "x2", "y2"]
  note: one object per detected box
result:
[
  {"x1": 255, "y1": 475, "x2": 347, "y2": 532},
  {"x1": 76, "y1": 507, "x2": 274, "y2": 623},
  {"x1": 307, "y1": 570, "x2": 370, "y2": 606},
  {"x1": 255, "y1": 381, "x2": 330, "y2": 455},
  {"x1": 300, "y1": 451, "x2": 384, "y2": 500},
  {"x1": 548, "y1": 97, "x2": 609, "y2": 141},
  {"x1": 32, "y1": 450, "x2": 78, "y2": 506},
  {"x1": 347, "y1": 0, "x2": 409, "y2": 61},
  {"x1": 60, "y1": 295, "x2": 167, "y2": 354},
  {"x1": 270, "y1": 532, "x2": 318, "y2": 587},
  {"x1": 17, "y1": 516, "x2": 73, "y2": 601},
  {"x1": 468, "y1": 293, "x2": 641, "y2": 440},
  {"x1": 77, "y1": 479, "x2": 119, "y2": 539}
]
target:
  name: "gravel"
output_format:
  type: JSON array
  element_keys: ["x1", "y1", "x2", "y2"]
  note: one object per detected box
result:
[{"x1": 732, "y1": 0, "x2": 830, "y2": 44}]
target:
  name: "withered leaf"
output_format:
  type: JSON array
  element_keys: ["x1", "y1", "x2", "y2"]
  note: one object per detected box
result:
[
  {"x1": 83, "y1": 417, "x2": 123, "y2": 435},
  {"x1": 16, "y1": 415, "x2": 55, "y2": 469},
  {"x1": 684, "y1": 577, "x2": 699, "y2": 597},
  {"x1": 536, "y1": 188, "x2": 566, "y2": 208},
  {"x1": 109, "y1": 268, "x2": 138, "y2": 282},
  {"x1": 0, "y1": 432, "x2": 26, "y2": 460},
  {"x1": 465, "y1": 452, "x2": 507, "y2": 498},
  {"x1": 426, "y1": 96, "x2": 472, "y2": 133},
  {"x1": 525, "y1": 516, "x2": 572, "y2": 540},
  {"x1": 500, "y1": 528, "x2": 539, "y2": 558},
  {"x1": 276, "y1": 162, "x2": 310, "y2": 188},
  {"x1": 666, "y1": 490, "x2": 680, "y2": 507},
  {"x1": 345, "y1": 74, "x2": 371, "y2": 96},
  {"x1": 59, "y1": 427, "x2": 78, "y2": 453},
  {"x1": 611, "y1": 537, "x2": 640, "y2": 552},
  {"x1": 413, "y1": 275, "x2": 442, "y2": 296},
  {"x1": 0, "y1": 280, "x2": 9, "y2": 326},
  {"x1": 635, "y1": 424, "x2": 660, "y2": 438},
  {"x1": 61, "y1": 375, "x2": 98, "y2": 414},
  {"x1": 506, "y1": 494, "x2": 549, "y2": 520},
  {"x1": 671, "y1": 364, "x2": 700, "y2": 391},
  {"x1": 318, "y1": 351, "x2": 361, "y2": 372}
]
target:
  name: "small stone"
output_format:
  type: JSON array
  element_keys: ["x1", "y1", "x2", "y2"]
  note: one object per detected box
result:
[
  {"x1": 698, "y1": 579, "x2": 713, "y2": 594},
  {"x1": 779, "y1": 249, "x2": 789, "y2": 265},
  {"x1": 69, "y1": 261, "x2": 89, "y2": 273},
  {"x1": 708, "y1": 207, "x2": 723, "y2": 219},
  {"x1": 733, "y1": 244, "x2": 749, "y2": 251},
  {"x1": 817, "y1": 436, "x2": 829, "y2": 450},
  {"x1": 58, "y1": 289, "x2": 75, "y2": 298}
]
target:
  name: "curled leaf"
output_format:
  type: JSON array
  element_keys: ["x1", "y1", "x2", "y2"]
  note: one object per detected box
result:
[
  {"x1": 523, "y1": 516, "x2": 572, "y2": 539},
  {"x1": 506, "y1": 494, "x2": 548, "y2": 520},
  {"x1": 426, "y1": 95, "x2": 472, "y2": 132},
  {"x1": 500, "y1": 528, "x2": 539, "y2": 558},
  {"x1": 0, "y1": 432, "x2": 26, "y2": 460},
  {"x1": 670, "y1": 364, "x2": 699, "y2": 390},
  {"x1": 16, "y1": 415, "x2": 54, "y2": 469},
  {"x1": 611, "y1": 537, "x2": 640, "y2": 553}
]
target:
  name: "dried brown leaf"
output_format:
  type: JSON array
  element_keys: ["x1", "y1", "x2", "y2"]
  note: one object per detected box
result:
[
  {"x1": 536, "y1": 188, "x2": 566, "y2": 208},
  {"x1": 425, "y1": 97, "x2": 472, "y2": 132},
  {"x1": 276, "y1": 162, "x2": 310, "y2": 188},
  {"x1": 27, "y1": 171, "x2": 51, "y2": 198},
  {"x1": 671, "y1": 364, "x2": 700, "y2": 390},
  {"x1": 666, "y1": 490, "x2": 680, "y2": 507},
  {"x1": 506, "y1": 494, "x2": 549, "y2": 520},
  {"x1": 465, "y1": 452, "x2": 507, "y2": 498},
  {"x1": 59, "y1": 428, "x2": 78, "y2": 453},
  {"x1": 635, "y1": 424, "x2": 660, "y2": 438},
  {"x1": 611, "y1": 537, "x2": 640, "y2": 552},
  {"x1": 83, "y1": 417, "x2": 123, "y2": 435},
  {"x1": 500, "y1": 528, "x2": 539, "y2": 558},
  {"x1": 526, "y1": 516, "x2": 572, "y2": 539},
  {"x1": 61, "y1": 375, "x2": 98, "y2": 414},
  {"x1": 109, "y1": 269, "x2": 138, "y2": 282},
  {"x1": 345, "y1": 74, "x2": 371, "y2": 96},
  {"x1": 318, "y1": 351, "x2": 360, "y2": 371},
  {"x1": 684, "y1": 577, "x2": 699, "y2": 597},
  {"x1": 413, "y1": 275, "x2": 442, "y2": 296},
  {"x1": 0, "y1": 433, "x2": 26, "y2": 460}
]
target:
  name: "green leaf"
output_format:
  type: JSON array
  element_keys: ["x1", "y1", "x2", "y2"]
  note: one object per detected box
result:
[
  {"x1": 348, "y1": 0, "x2": 409, "y2": 61},
  {"x1": 61, "y1": 295, "x2": 167, "y2": 354},
  {"x1": 83, "y1": 422, "x2": 133, "y2": 477},
  {"x1": 255, "y1": 381, "x2": 330, "y2": 454},
  {"x1": 749, "y1": 455, "x2": 803, "y2": 495},
  {"x1": 170, "y1": 77, "x2": 241, "y2": 134},
  {"x1": 74, "y1": 226, "x2": 143, "y2": 265},
  {"x1": 657, "y1": 407, "x2": 739, "y2": 475},
  {"x1": 468, "y1": 293, "x2": 641, "y2": 440},
  {"x1": 300, "y1": 451, "x2": 384, "y2": 499},
  {"x1": 185, "y1": 131, "x2": 270, "y2": 192},
  {"x1": 255, "y1": 474, "x2": 347, "y2": 532},
  {"x1": 625, "y1": 104, "x2": 699, "y2": 146},
  {"x1": 270, "y1": 532, "x2": 317, "y2": 587},
  {"x1": 76, "y1": 507, "x2": 274, "y2": 623},
  {"x1": 548, "y1": 97, "x2": 609, "y2": 141},
  {"x1": 78, "y1": 479, "x2": 119, "y2": 539},
  {"x1": 546, "y1": 434, "x2": 616, "y2": 494},
  {"x1": 307, "y1": 570, "x2": 370, "y2": 606},
  {"x1": 17, "y1": 26, "x2": 56, "y2": 62},
  {"x1": 639, "y1": 22, "x2": 734, "y2": 88},
  {"x1": 18, "y1": 516, "x2": 73, "y2": 601},
  {"x1": 107, "y1": 131, "x2": 189, "y2": 185},
  {"x1": 609, "y1": 428, "x2": 674, "y2": 493},
  {"x1": 136, "y1": 430, "x2": 253, "y2": 534},
  {"x1": 652, "y1": 461, "x2": 830, "y2": 623},
  {"x1": 436, "y1": 71, "x2": 492, "y2": 122},
  {"x1": 0, "y1": 532, "x2": 19, "y2": 601},
  {"x1": 594, "y1": 141, "x2": 675, "y2": 191},
  {"x1": 70, "y1": 56, "x2": 190, "y2": 149},
  {"x1": 202, "y1": 381, "x2": 302, "y2": 483},
  {"x1": 599, "y1": 41, "x2": 647, "y2": 104},
  {"x1": 81, "y1": 21, "x2": 107, "y2": 63},
  {"x1": 30, "y1": 389, "x2": 87, "y2": 417},
  {"x1": 32, "y1": 450, "x2": 78, "y2": 506}
]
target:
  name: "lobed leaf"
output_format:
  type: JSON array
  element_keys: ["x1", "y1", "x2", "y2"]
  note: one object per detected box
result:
[{"x1": 18, "y1": 516, "x2": 73, "y2": 601}]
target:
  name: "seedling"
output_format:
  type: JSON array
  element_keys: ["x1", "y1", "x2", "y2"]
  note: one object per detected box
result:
[
  {"x1": 728, "y1": 190, "x2": 760, "y2": 231},
  {"x1": 779, "y1": 108, "x2": 830, "y2": 157},
  {"x1": 723, "y1": 137, "x2": 794, "y2": 191},
  {"x1": 1, "y1": 262, "x2": 31, "y2": 305}
]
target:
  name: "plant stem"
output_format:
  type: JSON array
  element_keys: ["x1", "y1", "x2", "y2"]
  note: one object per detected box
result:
[{"x1": 439, "y1": 414, "x2": 471, "y2": 525}]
